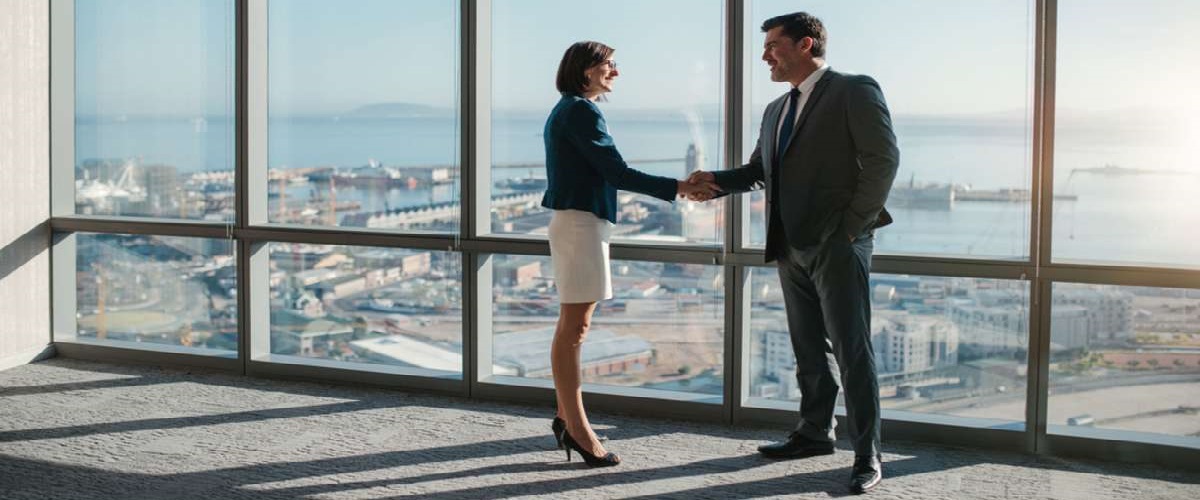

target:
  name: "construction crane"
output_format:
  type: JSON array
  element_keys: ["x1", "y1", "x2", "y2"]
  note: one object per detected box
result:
[{"x1": 93, "y1": 263, "x2": 107, "y2": 340}]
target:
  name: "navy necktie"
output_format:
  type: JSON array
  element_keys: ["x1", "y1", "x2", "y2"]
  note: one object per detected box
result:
[{"x1": 776, "y1": 88, "x2": 801, "y2": 163}]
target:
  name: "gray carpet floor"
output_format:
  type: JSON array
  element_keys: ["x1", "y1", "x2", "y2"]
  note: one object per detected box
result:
[{"x1": 1, "y1": 358, "x2": 1197, "y2": 499}]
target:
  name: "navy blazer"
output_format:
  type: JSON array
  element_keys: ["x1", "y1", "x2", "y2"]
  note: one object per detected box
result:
[{"x1": 540, "y1": 94, "x2": 677, "y2": 223}]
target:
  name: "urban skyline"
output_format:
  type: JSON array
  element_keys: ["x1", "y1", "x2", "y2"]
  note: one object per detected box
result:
[{"x1": 65, "y1": 0, "x2": 1200, "y2": 450}]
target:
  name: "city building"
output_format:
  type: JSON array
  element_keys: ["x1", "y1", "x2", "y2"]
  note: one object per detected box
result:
[
  {"x1": 872, "y1": 312, "x2": 960, "y2": 375},
  {"x1": 271, "y1": 310, "x2": 356, "y2": 357},
  {"x1": 1054, "y1": 287, "x2": 1134, "y2": 343},
  {"x1": 493, "y1": 327, "x2": 654, "y2": 378},
  {"x1": 271, "y1": 245, "x2": 340, "y2": 272},
  {"x1": 311, "y1": 274, "x2": 368, "y2": 301},
  {"x1": 948, "y1": 300, "x2": 1029, "y2": 356},
  {"x1": 496, "y1": 259, "x2": 542, "y2": 288}
]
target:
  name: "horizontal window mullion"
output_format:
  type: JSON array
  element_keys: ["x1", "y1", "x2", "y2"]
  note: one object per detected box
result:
[
  {"x1": 237, "y1": 226, "x2": 456, "y2": 251},
  {"x1": 51, "y1": 216, "x2": 230, "y2": 239},
  {"x1": 1042, "y1": 264, "x2": 1200, "y2": 289},
  {"x1": 872, "y1": 255, "x2": 1035, "y2": 280},
  {"x1": 459, "y1": 237, "x2": 547, "y2": 257},
  {"x1": 50, "y1": 220, "x2": 1199, "y2": 286}
]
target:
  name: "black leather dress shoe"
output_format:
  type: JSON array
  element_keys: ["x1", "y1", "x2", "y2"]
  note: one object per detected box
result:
[
  {"x1": 849, "y1": 454, "x2": 882, "y2": 494},
  {"x1": 757, "y1": 432, "x2": 835, "y2": 459}
]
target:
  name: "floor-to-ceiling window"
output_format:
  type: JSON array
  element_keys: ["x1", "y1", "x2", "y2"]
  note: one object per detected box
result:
[
  {"x1": 49, "y1": 0, "x2": 1200, "y2": 460},
  {"x1": 1044, "y1": 0, "x2": 1200, "y2": 448}
]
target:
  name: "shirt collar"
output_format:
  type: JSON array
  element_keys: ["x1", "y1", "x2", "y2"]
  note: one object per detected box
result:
[{"x1": 794, "y1": 63, "x2": 829, "y2": 95}]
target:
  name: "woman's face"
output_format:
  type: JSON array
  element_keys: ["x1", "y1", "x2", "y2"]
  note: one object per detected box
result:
[{"x1": 584, "y1": 56, "x2": 619, "y2": 96}]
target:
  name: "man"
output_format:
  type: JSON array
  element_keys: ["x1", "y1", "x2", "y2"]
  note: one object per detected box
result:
[{"x1": 690, "y1": 12, "x2": 899, "y2": 494}]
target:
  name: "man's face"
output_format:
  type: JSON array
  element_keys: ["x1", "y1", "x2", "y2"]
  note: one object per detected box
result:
[{"x1": 762, "y1": 26, "x2": 808, "y2": 83}]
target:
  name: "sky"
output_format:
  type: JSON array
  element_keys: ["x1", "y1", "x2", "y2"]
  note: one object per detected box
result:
[
  {"x1": 75, "y1": 0, "x2": 1200, "y2": 126},
  {"x1": 76, "y1": 0, "x2": 234, "y2": 116}
]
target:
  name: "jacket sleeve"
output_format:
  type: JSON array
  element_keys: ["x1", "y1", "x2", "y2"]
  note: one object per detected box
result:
[
  {"x1": 566, "y1": 101, "x2": 678, "y2": 202},
  {"x1": 711, "y1": 134, "x2": 766, "y2": 197},
  {"x1": 841, "y1": 75, "x2": 900, "y2": 236}
]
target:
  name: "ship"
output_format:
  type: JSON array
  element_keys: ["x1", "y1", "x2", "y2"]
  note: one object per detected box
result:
[
  {"x1": 1072, "y1": 164, "x2": 1151, "y2": 176},
  {"x1": 1071, "y1": 163, "x2": 1192, "y2": 177},
  {"x1": 889, "y1": 175, "x2": 954, "y2": 209},
  {"x1": 309, "y1": 159, "x2": 455, "y2": 188},
  {"x1": 496, "y1": 173, "x2": 548, "y2": 192}
]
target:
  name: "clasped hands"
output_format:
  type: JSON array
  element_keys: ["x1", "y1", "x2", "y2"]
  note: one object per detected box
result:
[{"x1": 676, "y1": 170, "x2": 722, "y2": 202}]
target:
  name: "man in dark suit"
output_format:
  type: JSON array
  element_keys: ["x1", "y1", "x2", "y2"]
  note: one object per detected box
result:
[{"x1": 689, "y1": 11, "x2": 899, "y2": 494}]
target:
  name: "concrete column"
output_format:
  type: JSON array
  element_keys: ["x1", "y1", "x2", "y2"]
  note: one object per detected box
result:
[{"x1": 0, "y1": 0, "x2": 53, "y2": 370}]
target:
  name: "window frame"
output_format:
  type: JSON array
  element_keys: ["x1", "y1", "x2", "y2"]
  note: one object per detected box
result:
[{"x1": 46, "y1": 0, "x2": 1200, "y2": 471}]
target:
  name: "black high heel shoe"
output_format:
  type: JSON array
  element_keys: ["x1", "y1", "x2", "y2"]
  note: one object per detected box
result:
[
  {"x1": 552, "y1": 416, "x2": 607, "y2": 449},
  {"x1": 561, "y1": 429, "x2": 620, "y2": 467},
  {"x1": 552, "y1": 416, "x2": 566, "y2": 449}
]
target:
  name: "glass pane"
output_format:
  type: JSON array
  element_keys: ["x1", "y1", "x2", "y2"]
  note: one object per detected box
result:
[
  {"x1": 75, "y1": 0, "x2": 234, "y2": 221},
  {"x1": 1053, "y1": 1, "x2": 1200, "y2": 268},
  {"x1": 268, "y1": 244, "x2": 462, "y2": 376},
  {"x1": 748, "y1": 268, "x2": 1028, "y2": 426},
  {"x1": 490, "y1": 254, "x2": 724, "y2": 399},
  {"x1": 74, "y1": 233, "x2": 237, "y2": 354},
  {"x1": 267, "y1": 0, "x2": 460, "y2": 231},
  {"x1": 489, "y1": 0, "x2": 724, "y2": 245},
  {"x1": 745, "y1": 2, "x2": 1033, "y2": 258},
  {"x1": 1048, "y1": 283, "x2": 1200, "y2": 447}
]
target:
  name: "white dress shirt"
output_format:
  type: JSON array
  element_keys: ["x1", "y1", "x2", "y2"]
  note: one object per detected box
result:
[{"x1": 774, "y1": 64, "x2": 830, "y2": 147}]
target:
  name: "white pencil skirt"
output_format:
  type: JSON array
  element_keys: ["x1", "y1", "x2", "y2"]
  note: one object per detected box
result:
[{"x1": 548, "y1": 209, "x2": 614, "y2": 304}]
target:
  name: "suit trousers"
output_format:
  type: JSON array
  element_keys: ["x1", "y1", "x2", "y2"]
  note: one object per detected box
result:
[{"x1": 775, "y1": 233, "x2": 880, "y2": 458}]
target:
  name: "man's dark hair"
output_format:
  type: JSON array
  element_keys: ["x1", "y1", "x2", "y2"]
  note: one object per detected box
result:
[
  {"x1": 761, "y1": 12, "x2": 827, "y2": 58},
  {"x1": 556, "y1": 41, "x2": 615, "y2": 94}
]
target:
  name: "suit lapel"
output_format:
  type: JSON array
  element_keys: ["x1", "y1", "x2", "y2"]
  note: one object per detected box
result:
[
  {"x1": 780, "y1": 70, "x2": 835, "y2": 158},
  {"x1": 764, "y1": 97, "x2": 786, "y2": 171}
]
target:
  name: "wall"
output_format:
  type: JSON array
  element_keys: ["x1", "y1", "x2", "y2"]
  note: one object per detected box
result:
[{"x1": 0, "y1": 0, "x2": 53, "y2": 370}]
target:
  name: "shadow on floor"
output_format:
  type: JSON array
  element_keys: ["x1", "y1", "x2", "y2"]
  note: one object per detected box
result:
[{"x1": 2, "y1": 358, "x2": 1198, "y2": 499}]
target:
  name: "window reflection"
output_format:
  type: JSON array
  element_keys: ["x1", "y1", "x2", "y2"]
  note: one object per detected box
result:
[
  {"x1": 491, "y1": 254, "x2": 724, "y2": 398},
  {"x1": 75, "y1": 233, "x2": 237, "y2": 353},
  {"x1": 268, "y1": 243, "x2": 463, "y2": 374},
  {"x1": 746, "y1": 1, "x2": 1033, "y2": 258},
  {"x1": 749, "y1": 268, "x2": 1028, "y2": 425},
  {"x1": 75, "y1": 0, "x2": 235, "y2": 221},
  {"x1": 267, "y1": 0, "x2": 460, "y2": 231},
  {"x1": 1048, "y1": 283, "x2": 1200, "y2": 445},
  {"x1": 489, "y1": 0, "x2": 724, "y2": 245}
]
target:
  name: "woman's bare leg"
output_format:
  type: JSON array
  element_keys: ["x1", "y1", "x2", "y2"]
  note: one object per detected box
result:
[{"x1": 551, "y1": 301, "x2": 607, "y2": 456}]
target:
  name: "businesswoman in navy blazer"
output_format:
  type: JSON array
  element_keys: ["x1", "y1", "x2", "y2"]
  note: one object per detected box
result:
[{"x1": 542, "y1": 41, "x2": 714, "y2": 467}]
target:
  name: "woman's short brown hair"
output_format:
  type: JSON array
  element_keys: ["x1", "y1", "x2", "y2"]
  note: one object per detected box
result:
[{"x1": 556, "y1": 41, "x2": 614, "y2": 94}]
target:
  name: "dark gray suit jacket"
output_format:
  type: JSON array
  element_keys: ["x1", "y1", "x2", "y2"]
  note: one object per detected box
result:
[{"x1": 714, "y1": 69, "x2": 899, "y2": 258}]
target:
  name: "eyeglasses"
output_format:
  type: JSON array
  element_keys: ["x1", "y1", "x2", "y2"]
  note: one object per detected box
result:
[{"x1": 601, "y1": 60, "x2": 618, "y2": 70}]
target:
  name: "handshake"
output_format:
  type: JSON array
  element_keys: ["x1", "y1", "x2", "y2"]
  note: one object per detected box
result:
[{"x1": 676, "y1": 170, "x2": 723, "y2": 202}]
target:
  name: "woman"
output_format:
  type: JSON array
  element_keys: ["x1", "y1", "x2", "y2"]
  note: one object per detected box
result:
[{"x1": 541, "y1": 41, "x2": 714, "y2": 467}]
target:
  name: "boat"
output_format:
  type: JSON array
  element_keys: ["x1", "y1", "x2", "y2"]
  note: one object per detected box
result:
[
  {"x1": 1072, "y1": 164, "x2": 1148, "y2": 176},
  {"x1": 497, "y1": 174, "x2": 548, "y2": 191},
  {"x1": 889, "y1": 175, "x2": 954, "y2": 208},
  {"x1": 1070, "y1": 164, "x2": 1188, "y2": 176}
]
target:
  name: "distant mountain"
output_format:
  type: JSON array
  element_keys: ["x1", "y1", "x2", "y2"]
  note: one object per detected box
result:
[{"x1": 344, "y1": 102, "x2": 448, "y2": 118}]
